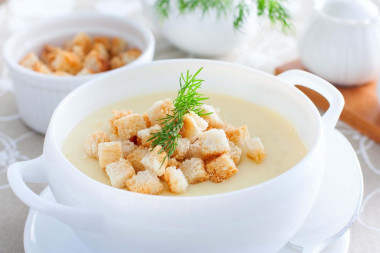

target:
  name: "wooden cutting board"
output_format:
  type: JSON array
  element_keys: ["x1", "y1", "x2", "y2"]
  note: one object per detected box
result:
[{"x1": 275, "y1": 59, "x2": 380, "y2": 143}]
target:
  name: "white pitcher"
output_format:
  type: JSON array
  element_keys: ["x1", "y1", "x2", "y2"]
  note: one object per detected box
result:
[{"x1": 299, "y1": 0, "x2": 380, "y2": 86}]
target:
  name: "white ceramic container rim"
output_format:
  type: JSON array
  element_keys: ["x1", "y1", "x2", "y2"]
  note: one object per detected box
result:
[
  {"x1": 45, "y1": 59, "x2": 344, "y2": 201},
  {"x1": 2, "y1": 12, "x2": 155, "y2": 86}
]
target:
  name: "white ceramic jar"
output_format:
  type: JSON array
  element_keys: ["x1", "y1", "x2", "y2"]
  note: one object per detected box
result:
[
  {"x1": 298, "y1": 0, "x2": 380, "y2": 86},
  {"x1": 3, "y1": 13, "x2": 155, "y2": 134},
  {"x1": 8, "y1": 60, "x2": 344, "y2": 252}
]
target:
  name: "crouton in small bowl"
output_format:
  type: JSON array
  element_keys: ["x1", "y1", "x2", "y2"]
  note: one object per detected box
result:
[
  {"x1": 7, "y1": 59, "x2": 344, "y2": 252},
  {"x1": 3, "y1": 12, "x2": 155, "y2": 134}
]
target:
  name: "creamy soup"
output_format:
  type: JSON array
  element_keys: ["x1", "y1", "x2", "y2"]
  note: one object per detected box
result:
[{"x1": 62, "y1": 92, "x2": 307, "y2": 196}]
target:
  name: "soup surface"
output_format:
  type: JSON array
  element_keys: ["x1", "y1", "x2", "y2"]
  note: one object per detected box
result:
[{"x1": 62, "y1": 92, "x2": 307, "y2": 196}]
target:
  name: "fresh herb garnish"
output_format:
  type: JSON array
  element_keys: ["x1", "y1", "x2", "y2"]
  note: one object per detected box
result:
[
  {"x1": 148, "y1": 67, "x2": 210, "y2": 163},
  {"x1": 154, "y1": 0, "x2": 292, "y2": 31}
]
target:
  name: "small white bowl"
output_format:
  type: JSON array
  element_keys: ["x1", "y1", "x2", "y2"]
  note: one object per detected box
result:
[{"x1": 3, "y1": 12, "x2": 155, "y2": 134}]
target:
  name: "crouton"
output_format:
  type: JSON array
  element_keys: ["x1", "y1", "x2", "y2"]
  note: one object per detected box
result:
[
  {"x1": 147, "y1": 98, "x2": 174, "y2": 126},
  {"x1": 120, "y1": 140, "x2": 136, "y2": 158},
  {"x1": 164, "y1": 166, "x2": 188, "y2": 194},
  {"x1": 20, "y1": 52, "x2": 51, "y2": 74},
  {"x1": 94, "y1": 36, "x2": 110, "y2": 50},
  {"x1": 114, "y1": 113, "x2": 147, "y2": 140},
  {"x1": 247, "y1": 137, "x2": 266, "y2": 163},
  {"x1": 179, "y1": 158, "x2": 208, "y2": 184},
  {"x1": 98, "y1": 141, "x2": 122, "y2": 169},
  {"x1": 206, "y1": 154, "x2": 238, "y2": 183},
  {"x1": 228, "y1": 141, "x2": 242, "y2": 165},
  {"x1": 126, "y1": 170, "x2": 163, "y2": 195},
  {"x1": 105, "y1": 159, "x2": 135, "y2": 188},
  {"x1": 137, "y1": 124, "x2": 161, "y2": 147},
  {"x1": 50, "y1": 50, "x2": 83, "y2": 75},
  {"x1": 141, "y1": 146, "x2": 167, "y2": 176},
  {"x1": 167, "y1": 158, "x2": 181, "y2": 168},
  {"x1": 64, "y1": 32, "x2": 92, "y2": 55},
  {"x1": 71, "y1": 45, "x2": 85, "y2": 60},
  {"x1": 84, "y1": 131, "x2": 111, "y2": 158},
  {"x1": 120, "y1": 48, "x2": 142, "y2": 64},
  {"x1": 172, "y1": 138, "x2": 190, "y2": 160},
  {"x1": 142, "y1": 112, "x2": 151, "y2": 128},
  {"x1": 109, "y1": 110, "x2": 133, "y2": 134},
  {"x1": 33, "y1": 61, "x2": 51, "y2": 74},
  {"x1": 225, "y1": 125, "x2": 250, "y2": 148},
  {"x1": 126, "y1": 147, "x2": 149, "y2": 171},
  {"x1": 53, "y1": 70, "x2": 71, "y2": 76},
  {"x1": 40, "y1": 45, "x2": 59, "y2": 65},
  {"x1": 187, "y1": 142, "x2": 202, "y2": 159},
  {"x1": 76, "y1": 67, "x2": 94, "y2": 76},
  {"x1": 179, "y1": 111, "x2": 208, "y2": 142},
  {"x1": 110, "y1": 37, "x2": 128, "y2": 56},
  {"x1": 195, "y1": 129, "x2": 230, "y2": 160},
  {"x1": 201, "y1": 104, "x2": 224, "y2": 129},
  {"x1": 92, "y1": 42, "x2": 110, "y2": 61},
  {"x1": 84, "y1": 48, "x2": 108, "y2": 73},
  {"x1": 109, "y1": 56, "x2": 125, "y2": 69}
]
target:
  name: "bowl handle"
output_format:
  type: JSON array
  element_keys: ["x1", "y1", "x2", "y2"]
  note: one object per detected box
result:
[
  {"x1": 7, "y1": 156, "x2": 105, "y2": 231},
  {"x1": 277, "y1": 69, "x2": 344, "y2": 130}
]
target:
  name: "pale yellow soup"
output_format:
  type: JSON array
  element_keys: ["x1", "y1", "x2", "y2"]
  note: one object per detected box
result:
[{"x1": 62, "y1": 92, "x2": 307, "y2": 196}]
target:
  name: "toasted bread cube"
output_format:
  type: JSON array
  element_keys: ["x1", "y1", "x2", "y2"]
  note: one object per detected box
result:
[
  {"x1": 147, "y1": 98, "x2": 174, "y2": 126},
  {"x1": 180, "y1": 111, "x2": 208, "y2": 142},
  {"x1": 126, "y1": 170, "x2": 163, "y2": 195},
  {"x1": 187, "y1": 142, "x2": 202, "y2": 159},
  {"x1": 110, "y1": 110, "x2": 133, "y2": 134},
  {"x1": 164, "y1": 166, "x2": 188, "y2": 194},
  {"x1": 247, "y1": 137, "x2": 266, "y2": 163},
  {"x1": 172, "y1": 137, "x2": 190, "y2": 160},
  {"x1": 196, "y1": 129, "x2": 230, "y2": 160},
  {"x1": 92, "y1": 42, "x2": 109, "y2": 61},
  {"x1": 120, "y1": 140, "x2": 136, "y2": 158},
  {"x1": 114, "y1": 113, "x2": 147, "y2": 140},
  {"x1": 84, "y1": 131, "x2": 111, "y2": 158},
  {"x1": 94, "y1": 36, "x2": 110, "y2": 50},
  {"x1": 180, "y1": 158, "x2": 208, "y2": 184},
  {"x1": 105, "y1": 159, "x2": 135, "y2": 188},
  {"x1": 50, "y1": 50, "x2": 83, "y2": 75},
  {"x1": 110, "y1": 37, "x2": 128, "y2": 56},
  {"x1": 110, "y1": 56, "x2": 125, "y2": 69},
  {"x1": 76, "y1": 67, "x2": 94, "y2": 76},
  {"x1": 167, "y1": 158, "x2": 181, "y2": 168},
  {"x1": 229, "y1": 141, "x2": 242, "y2": 165},
  {"x1": 64, "y1": 32, "x2": 92, "y2": 55},
  {"x1": 19, "y1": 52, "x2": 51, "y2": 74},
  {"x1": 127, "y1": 147, "x2": 149, "y2": 171},
  {"x1": 137, "y1": 124, "x2": 161, "y2": 147},
  {"x1": 53, "y1": 70, "x2": 71, "y2": 76},
  {"x1": 33, "y1": 61, "x2": 51, "y2": 74},
  {"x1": 98, "y1": 142, "x2": 122, "y2": 169},
  {"x1": 225, "y1": 125, "x2": 250, "y2": 148},
  {"x1": 120, "y1": 48, "x2": 142, "y2": 64},
  {"x1": 141, "y1": 146, "x2": 168, "y2": 176},
  {"x1": 84, "y1": 49, "x2": 108, "y2": 73},
  {"x1": 201, "y1": 104, "x2": 224, "y2": 129},
  {"x1": 142, "y1": 112, "x2": 151, "y2": 128},
  {"x1": 206, "y1": 154, "x2": 238, "y2": 183},
  {"x1": 40, "y1": 45, "x2": 60, "y2": 65}
]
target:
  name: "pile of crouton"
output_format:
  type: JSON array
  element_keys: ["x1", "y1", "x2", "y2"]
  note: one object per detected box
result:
[
  {"x1": 84, "y1": 98, "x2": 266, "y2": 195},
  {"x1": 19, "y1": 32, "x2": 141, "y2": 76}
]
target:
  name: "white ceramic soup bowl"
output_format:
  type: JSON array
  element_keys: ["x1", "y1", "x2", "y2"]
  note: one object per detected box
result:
[
  {"x1": 3, "y1": 12, "x2": 155, "y2": 134},
  {"x1": 8, "y1": 59, "x2": 344, "y2": 252}
]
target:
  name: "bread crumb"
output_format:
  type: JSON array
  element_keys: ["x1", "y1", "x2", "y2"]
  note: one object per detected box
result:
[
  {"x1": 180, "y1": 111, "x2": 208, "y2": 142},
  {"x1": 114, "y1": 113, "x2": 147, "y2": 140},
  {"x1": 196, "y1": 129, "x2": 230, "y2": 160},
  {"x1": 201, "y1": 104, "x2": 224, "y2": 129},
  {"x1": 110, "y1": 110, "x2": 133, "y2": 135},
  {"x1": 141, "y1": 146, "x2": 168, "y2": 176},
  {"x1": 206, "y1": 154, "x2": 238, "y2": 183},
  {"x1": 164, "y1": 166, "x2": 188, "y2": 193},
  {"x1": 98, "y1": 141, "x2": 122, "y2": 169},
  {"x1": 180, "y1": 158, "x2": 208, "y2": 184},
  {"x1": 126, "y1": 147, "x2": 149, "y2": 172},
  {"x1": 126, "y1": 170, "x2": 163, "y2": 195},
  {"x1": 84, "y1": 131, "x2": 111, "y2": 158},
  {"x1": 172, "y1": 137, "x2": 190, "y2": 160},
  {"x1": 50, "y1": 50, "x2": 83, "y2": 75},
  {"x1": 225, "y1": 125, "x2": 250, "y2": 148},
  {"x1": 147, "y1": 98, "x2": 174, "y2": 126},
  {"x1": 137, "y1": 124, "x2": 161, "y2": 147},
  {"x1": 247, "y1": 137, "x2": 266, "y2": 164},
  {"x1": 105, "y1": 159, "x2": 135, "y2": 188},
  {"x1": 229, "y1": 141, "x2": 242, "y2": 165}
]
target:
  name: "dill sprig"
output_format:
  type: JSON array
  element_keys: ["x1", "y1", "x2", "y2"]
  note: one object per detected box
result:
[
  {"x1": 148, "y1": 67, "x2": 210, "y2": 163},
  {"x1": 154, "y1": 0, "x2": 292, "y2": 31}
]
